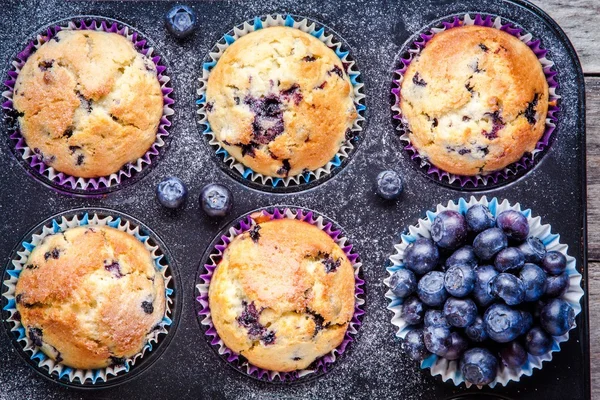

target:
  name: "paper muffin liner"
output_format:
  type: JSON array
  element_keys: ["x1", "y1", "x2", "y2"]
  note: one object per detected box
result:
[
  {"x1": 196, "y1": 15, "x2": 366, "y2": 190},
  {"x1": 1, "y1": 210, "x2": 178, "y2": 386},
  {"x1": 195, "y1": 206, "x2": 365, "y2": 382},
  {"x1": 2, "y1": 17, "x2": 174, "y2": 196},
  {"x1": 384, "y1": 196, "x2": 583, "y2": 388},
  {"x1": 391, "y1": 13, "x2": 560, "y2": 189}
]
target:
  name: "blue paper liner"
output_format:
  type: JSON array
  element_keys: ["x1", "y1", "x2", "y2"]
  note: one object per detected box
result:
[
  {"x1": 196, "y1": 15, "x2": 366, "y2": 191},
  {"x1": 1, "y1": 209, "x2": 179, "y2": 387},
  {"x1": 384, "y1": 196, "x2": 583, "y2": 388}
]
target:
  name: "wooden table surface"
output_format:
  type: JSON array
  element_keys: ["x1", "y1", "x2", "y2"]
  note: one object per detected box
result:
[{"x1": 529, "y1": 0, "x2": 600, "y2": 398}]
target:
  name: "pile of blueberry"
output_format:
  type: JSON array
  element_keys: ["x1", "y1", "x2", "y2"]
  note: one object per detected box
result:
[{"x1": 389, "y1": 203, "x2": 576, "y2": 386}]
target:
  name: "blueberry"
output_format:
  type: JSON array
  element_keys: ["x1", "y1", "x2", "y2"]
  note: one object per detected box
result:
[
  {"x1": 389, "y1": 269, "x2": 417, "y2": 298},
  {"x1": 445, "y1": 332, "x2": 469, "y2": 360},
  {"x1": 200, "y1": 183, "x2": 233, "y2": 217},
  {"x1": 490, "y1": 273, "x2": 525, "y2": 306},
  {"x1": 460, "y1": 348, "x2": 498, "y2": 386},
  {"x1": 417, "y1": 271, "x2": 448, "y2": 306},
  {"x1": 465, "y1": 316, "x2": 488, "y2": 342},
  {"x1": 404, "y1": 238, "x2": 439, "y2": 275},
  {"x1": 156, "y1": 177, "x2": 188, "y2": 209},
  {"x1": 499, "y1": 341, "x2": 528, "y2": 368},
  {"x1": 431, "y1": 210, "x2": 468, "y2": 250},
  {"x1": 483, "y1": 303, "x2": 523, "y2": 343},
  {"x1": 443, "y1": 297, "x2": 477, "y2": 328},
  {"x1": 494, "y1": 247, "x2": 525, "y2": 272},
  {"x1": 496, "y1": 210, "x2": 529, "y2": 242},
  {"x1": 28, "y1": 327, "x2": 43, "y2": 347},
  {"x1": 545, "y1": 272, "x2": 569, "y2": 297},
  {"x1": 424, "y1": 309, "x2": 450, "y2": 328},
  {"x1": 541, "y1": 251, "x2": 567, "y2": 275},
  {"x1": 423, "y1": 325, "x2": 452, "y2": 356},
  {"x1": 466, "y1": 204, "x2": 495, "y2": 233},
  {"x1": 473, "y1": 228, "x2": 508, "y2": 260},
  {"x1": 520, "y1": 263, "x2": 547, "y2": 302},
  {"x1": 525, "y1": 326, "x2": 553, "y2": 356},
  {"x1": 473, "y1": 265, "x2": 498, "y2": 307},
  {"x1": 444, "y1": 264, "x2": 475, "y2": 297},
  {"x1": 520, "y1": 311, "x2": 533, "y2": 336},
  {"x1": 519, "y1": 237, "x2": 546, "y2": 263},
  {"x1": 165, "y1": 5, "x2": 197, "y2": 39},
  {"x1": 401, "y1": 296, "x2": 425, "y2": 325},
  {"x1": 402, "y1": 329, "x2": 430, "y2": 361},
  {"x1": 376, "y1": 170, "x2": 403, "y2": 200},
  {"x1": 445, "y1": 245, "x2": 478, "y2": 270},
  {"x1": 540, "y1": 298, "x2": 575, "y2": 336}
]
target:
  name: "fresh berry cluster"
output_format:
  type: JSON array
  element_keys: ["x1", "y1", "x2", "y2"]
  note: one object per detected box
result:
[{"x1": 389, "y1": 203, "x2": 575, "y2": 386}]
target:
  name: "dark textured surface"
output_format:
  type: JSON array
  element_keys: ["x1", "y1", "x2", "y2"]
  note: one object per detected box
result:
[{"x1": 0, "y1": 0, "x2": 588, "y2": 399}]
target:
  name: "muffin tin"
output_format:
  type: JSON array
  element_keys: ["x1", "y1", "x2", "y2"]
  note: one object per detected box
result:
[{"x1": 0, "y1": 0, "x2": 588, "y2": 399}]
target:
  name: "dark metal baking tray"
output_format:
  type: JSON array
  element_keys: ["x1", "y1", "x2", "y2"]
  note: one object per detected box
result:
[{"x1": 0, "y1": 0, "x2": 588, "y2": 399}]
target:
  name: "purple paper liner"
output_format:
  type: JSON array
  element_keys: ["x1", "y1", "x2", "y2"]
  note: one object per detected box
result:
[
  {"x1": 1, "y1": 17, "x2": 174, "y2": 196},
  {"x1": 391, "y1": 13, "x2": 560, "y2": 189},
  {"x1": 195, "y1": 206, "x2": 365, "y2": 383}
]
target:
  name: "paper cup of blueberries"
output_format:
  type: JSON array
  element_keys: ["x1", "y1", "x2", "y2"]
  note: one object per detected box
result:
[
  {"x1": 196, "y1": 14, "x2": 366, "y2": 192},
  {"x1": 2, "y1": 16, "x2": 174, "y2": 197},
  {"x1": 195, "y1": 206, "x2": 365, "y2": 383},
  {"x1": 0, "y1": 208, "x2": 181, "y2": 388},
  {"x1": 384, "y1": 196, "x2": 583, "y2": 388}
]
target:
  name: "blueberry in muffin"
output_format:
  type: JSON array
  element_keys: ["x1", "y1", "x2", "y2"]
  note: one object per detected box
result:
[
  {"x1": 12, "y1": 30, "x2": 164, "y2": 178},
  {"x1": 15, "y1": 226, "x2": 165, "y2": 369},
  {"x1": 400, "y1": 25, "x2": 549, "y2": 176},
  {"x1": 205, "y1": 26, "x2": 358, "y2": 178},
  {"x1": 208, "y1": 218, "x2": 355, "y2": 372}
]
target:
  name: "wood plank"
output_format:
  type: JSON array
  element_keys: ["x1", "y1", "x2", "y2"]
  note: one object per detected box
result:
[
  {"x1": 586, "y1": 77, "x2": 600, "y2": 260},
  {"x1": 588, "y1": 261, "x2": 600, "y2": 398},
  {"x1": 531, "y1": 0, "x2": 600, "y2": 74}
]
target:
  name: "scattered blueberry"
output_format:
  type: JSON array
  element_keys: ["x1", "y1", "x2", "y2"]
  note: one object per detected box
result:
[
  {"x1": 402, "y1": 329, "x2": 430, "y2": 361},
  {"x1": 520, "y1": 264, "x2": 547, "y2": 302},
  {"x1": 445, "y1": 245, "x2": 478, "y2": 270},
  {"x1": 519, "y1": 237, "x2": 546, "y2": 263},
  {"x1": 165, "y1": 5, "x2": 197, "y2": 39},
  {"x1": 465, "y1": 316, "x2": 488, "y2": 342},
  {"x1": 28, "y1": 327, "x2": 43, "y2": 347},
  {"x1": 490, "y1": 273, "x2": 525, "y2": 306},
  {"x1": 472, "y1": 265, "x2": 498, "y2": 307},
  {"x1": 431, "y1": 211, "x2": 468, "y2": 250},
  {"x1": 424, "y1": 309, "x2": 450, "y2": 328},
  {"x1": 494, "y1": 247, "x2": 525, "y2": 272},
  {"x1": 417, "y1": 271, "x2": 448, "y2": 306},
  {"x1": 473, "y1": 228, "x2": 508, "y2": 260},
  {"x1": 541, "y1": 251, "x2": 567, "y2": 275},
  {"x1": 540, "y1": 298, "x2": 575, "y2": 336},
  {"x1": 156, "y1": 177, "x2": 188, "y2": 209},
  {"x1": 376, "y1": 170, "x2": 403, "y2": 200},
  {"x1": 465, "y1": 204, "x2": 495, "y2": 233},
  {"x1": 443, "y1": 297, "x2": 477, "y2": 328},
  {"x1": 525, "y1": 326, "x2": 553, "y2": 356},
  {"x1": 401, "y1": 296, "x2": 425, "y2": 325},
  {"x1": 200, "y1": 183, "x2": 233, "y2": 217},
  {"x1": 544, "y1": 272, "x2": 569, "y2": 297},
  {"x1": 460, "y1": 348, "x2": 498, "y2": 386},
  {"x1": 499, "y1": 341, "x2": 528, "y2": 368},
  {"x1": 444, "y1": 264, "x2": 475, "y2": 297},
  {"x1": 483, "y1": 303, "x2": 523, "y2": 343},
  {"x1": 141, "y1": 301, "x2": 154, "y2": 314},
  {"x1": 404, "y1": 238, "x2": 439, "y2": 275},
  {"x1": 496, "y1": 210, "x2": 529, "y2": 242},
  {"x1": 389, "y1": 269, "x2": 417, "y2": 298},
  {"x1": 445, "y1": 332, "x2": 469, "y2": 360},
  {"x1": 423, "y1": 325, "x2": 452, "y2": 356}
]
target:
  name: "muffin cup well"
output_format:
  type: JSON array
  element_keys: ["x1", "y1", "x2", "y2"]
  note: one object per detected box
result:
[
  {"x1": 196, "y1": 15, "x2": 366, "y2": 192},
  {"x1": 1, "y1": 17, "x2": 174, "y2": 197},
  {"x1": 1, "y1": 208, "x2": 180, "y2": 388},
  {"x1": 195, "y1": 206, "x2": 365, "y2": 383},
  {"x1": 391, "y1": 13, "x2": 560, "y2": 190},
  {"x1": 384, "y1": 196, "x2": 583, "y2": 388}
]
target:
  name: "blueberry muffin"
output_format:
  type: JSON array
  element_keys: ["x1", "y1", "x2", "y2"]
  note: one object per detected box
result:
[
  {"x1": 12, "y1": 30, "x2": 163, "y2": 178},
  {"x1": 400, "y1": 25, "x2": 549, "y2": 176},
  {"x1": 205, "y1": 26, "x2": 357, "y2": 178},
  {"x1": 14, "y1": 226, "x2": 165, "y2": 370},
  {"x1": 208, "y1": 218, "x2": 355, "y2": 372}
]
